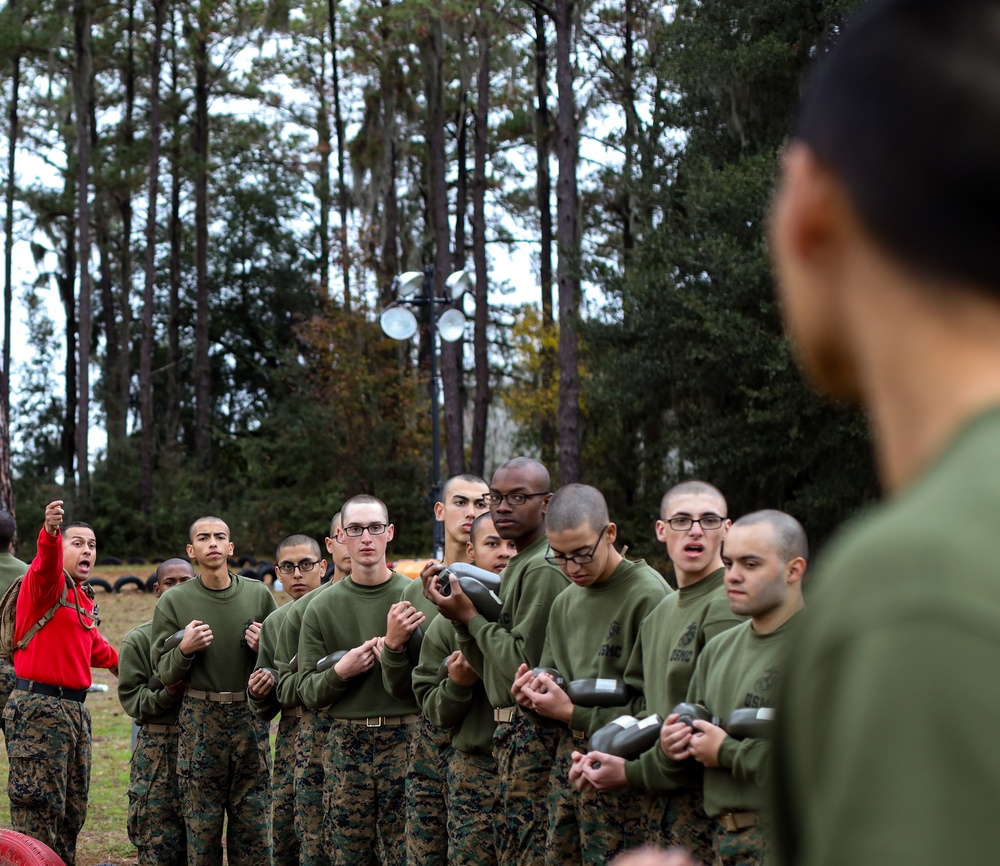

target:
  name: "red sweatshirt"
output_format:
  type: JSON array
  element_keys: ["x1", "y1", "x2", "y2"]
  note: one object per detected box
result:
[{"x1": 13, "y1": 527, "x2": 118, "y2": 690}]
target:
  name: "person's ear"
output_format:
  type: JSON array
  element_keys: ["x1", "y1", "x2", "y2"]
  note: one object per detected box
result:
[
  {"x1": 433, "y1": 501, "x2": 445, "y2": 522},
  {"x1": 654, "y1": 519, "x2": 667, "y2": 543}
]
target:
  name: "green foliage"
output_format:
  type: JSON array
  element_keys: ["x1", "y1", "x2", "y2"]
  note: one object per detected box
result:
[{"x1": 582, "y1": 0, "x2": 875, "y2": 558}]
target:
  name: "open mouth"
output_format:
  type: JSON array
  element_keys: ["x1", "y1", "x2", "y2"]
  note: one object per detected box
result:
[{"x1": 683, "y1": 543, "x2": 704, "y2": 556}]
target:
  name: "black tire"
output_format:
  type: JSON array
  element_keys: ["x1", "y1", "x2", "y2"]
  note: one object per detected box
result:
[
  {"x1": 145, "y1": 574, "x2": 158, "y2": 592},
  {"x1": 256, "y1": 561, "x2": 275, "y2": 581},
  {"x1": 114, "y1": 575, "x2": 146, "y2": 594},
  {"x1": 84, "y1": 577, "x2": 113, "y2": 593},
  {"x1": 239, "y1": 567, "x2": 259, "y2": 579},
  {"x1": 151, "y1": 557, "x2": 166, "y2": 564},
  {"x1": 322, "y1": 562, "x2": 336, "y2": 584},
  {"x1": 96, "y1": 556, "x2": 122, "y2": 566},
  {"x1": 127, "y1": 556, "x2": 146, "y2": 566},
  {"x1": 239, "y1": 555, "x2": 257, "y2": 568}
]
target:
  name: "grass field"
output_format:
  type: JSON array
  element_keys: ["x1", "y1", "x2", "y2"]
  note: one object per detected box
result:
[{"x1": 0, "y1": 566, "x2": 288, "y2": 866}]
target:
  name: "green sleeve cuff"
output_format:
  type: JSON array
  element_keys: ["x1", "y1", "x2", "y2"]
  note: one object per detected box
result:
[{"x1": 717, "y1": 734, "x2": 738, "y2": 770}]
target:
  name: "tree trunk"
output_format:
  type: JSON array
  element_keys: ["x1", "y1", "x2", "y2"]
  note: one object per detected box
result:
[
  {"x1": 535, "y1": 5, "x2": 556, "y2": 467},
  {"x1": 166, "y1": 7, "x2": 181, "y2": 444},
  {"x1": 140, "y1": 0, "x2": 166, "y2": 519},
  {"x1": 554, "y1": 0, "x2": 580, "y2": 484},
  {"x1": 60, "y1": 140, "x2": 79, "y2": 491},
  {"x1": 469, "y1": 5, "x2": 491, "y2": 477},
  {"x1": 329, "y1": 0, "x2": 350, "y2": 309},
  {"x1": 116, "y1": 0, "x2": 136, "y2": 455},
  {"x1": 316, "y1": 42, "x2": 331, "y2": 299},
  {"x1": 74, "y1": 0, "x2": 94, "y2": 501},
  {"x1": 192, "y1": 17, "x2": 212, "y2": 467},
  {"x1": 1, "y1": 0, "x2": 22, "y2": 516},
  {"x1": 425, "y1": 17, "x2": 465, "y2": 476},
  {"x1": 377, "y1": 0, "x2": 399, "y2": 307}
]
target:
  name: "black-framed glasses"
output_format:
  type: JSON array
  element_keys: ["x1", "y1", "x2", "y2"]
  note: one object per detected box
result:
[
  {"x1": 277, "y1": 559, "x2": 321, "y2": 575},
  {"x1": 486, "y1": 491, "x2": 550, "y2": 507},
  {"x1": 342, "y1": 523, "x2": 388, "y2": 537},
  {"x1": 545, "y1": 524, "x2": 609, "y2": 566},
  {"x1": 664, "y1": 515, "x2": 727, "y2": 531}
]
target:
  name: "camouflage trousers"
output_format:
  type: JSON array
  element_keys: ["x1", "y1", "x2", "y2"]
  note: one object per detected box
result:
[
  {"x1": 711, "y1": 820, "x2": 768, "y2": 866},
  {"x1": 493, "y1": 714, "x2": 560, "y2": 866},
  {"x1": 545, "y1": 731, "x2": 644, "y2": 866},
  {"x1": 273, "y1": 712, "x2": 302, "y2": 866},
  {"x1": 322, "y1": 718, "x2": 412, "y2": 866},
  {"x1": 642, "y1": 788, "x2": 716, "y2": 865},
  {"x1": 0, "y1": 656, "x2": 15, "y2": 738},
  {"x1": 446, "y1": 749, "x2": 498, "y2": 866},
  {"x1": 128, "y1": 727, "x2": 186, "y2": 866},
  {"x1": 406, "y1": 717, "x2": 452, "y2": 866},
  {"x1": 176, "y1": 696, "x2": 273, "y2": 866},
  {"x1": 295, "y1": 706, "x2": 333, "y2": 866},
  {"x1": 3, "y1": 688, "x2": 91, "y2": 866}
]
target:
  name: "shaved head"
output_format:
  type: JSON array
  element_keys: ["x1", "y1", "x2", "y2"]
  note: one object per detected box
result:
[
  {"x1": 660, "y1": 481, "x2": 727, "y2": 519},
  {"x1": 546, "y1": 484, "x2": 610, "y2": 534},
  {"x1": 731, "y1": 510, "x2": 809, "y2": 564},
  {"x1": 493, "y1": 457, "x2": 550, "y2": 492},
  {"x1": 277, "y1": 534, "x2": 322, "y2": 561}
]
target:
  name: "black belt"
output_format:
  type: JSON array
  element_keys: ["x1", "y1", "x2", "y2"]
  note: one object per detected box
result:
[{"x1": 16, "y1": 678, "x2": 87, "y2": 703}]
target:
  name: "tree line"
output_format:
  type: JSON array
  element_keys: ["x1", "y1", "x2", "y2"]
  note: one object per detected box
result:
[{"x1": 0, "y1": 0, "x2": 877, "y2": 563}]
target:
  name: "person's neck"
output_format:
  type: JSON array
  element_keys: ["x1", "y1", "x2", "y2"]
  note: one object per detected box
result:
[
  {"x1": 514, "y1": 524, "x2": 545, "y2": 553},
  {"x1": 596, "y1": 548, "x2": 624, "y2": 583},
  {"x1": 752, "y1": 595, "x2": 803, "y2": 635},
  {"x1": 199, "y1": 566, "x2": 232, "y2": 590},
  {"x1": 675, "y1": 560, "x2": 723, "y2": 589},
  {"x1": 845, "y1": 257, "x2": 1000, "y2": 493},
  {"x1": 350, "y1": 562, "x2": 393, "y2": 586},
  {"x1": 444, "y1": 539, "x2": 473, "y2": 566},
  {"x1": 332, "y1": 569, "x2": 350, "y2": 583}
]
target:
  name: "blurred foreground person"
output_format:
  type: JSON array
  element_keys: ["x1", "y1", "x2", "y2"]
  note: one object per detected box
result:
[{"x1": 768, "y1": 1, "x2": 1000, "y2": 864}]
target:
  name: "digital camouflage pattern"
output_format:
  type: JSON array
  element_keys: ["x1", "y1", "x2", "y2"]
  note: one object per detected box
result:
[
  {"x1": 0, "y1": 656, "x2": 15, "y2": 736},
  {"x1": 323, "y1": 720, "x2": 411, "y2": 866},
  {"x1": 272, "y1": 712, "x2": 301, "y2": 866},
  {"x1": 545, "y1": 732, "x2": 643, "y2": 866},
  {"x1": 176, "y1": 697, "x2": 272, "y2": 866},
  {"x1": 645, "y1": 788, "x2": 716, "y2": 865},
  {"x1": 712, "y1": 822, "x2": 768, "y2": 866},
  {"x1": 295, "y1": 706, "x2": 333, "y2": 866},
  {"x1": 405, "y1": 717, "x2": 452, "y2": 866},
  {"x1": 493, "y1": 715, "x2": 560, "y2": 866},
  {"x1": 446, "y1": 749, "x2": 498, "y2": 866},
  {"x1": 3, "y1": 689, "x2": 91, "y2": 866},
  {"x1": 128, "y1": 728, "x2": 185, "y2": 866}
]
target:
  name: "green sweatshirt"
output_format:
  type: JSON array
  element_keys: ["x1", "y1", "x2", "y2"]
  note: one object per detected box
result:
[
  {"x1": 538, "y1": 558, "x2": 671, "y2": 736},
  {"x1": 151, "y1": 574, "x2": 278, "y2": 692},
  {"x1": 622, "y1": 569, "x2": 744, "y2": 791},
  {"x1": 669, "y1": 616, "x2": 797, "y2": 818},
  {"x1": 297, "y1": 572, "x2": 419, "y2": 717},
  {"x1": 249, "y1": 602, "x2": 294, "y2": 721},
  {"x1": 458, "y1": 534, "x2": 570, "y2": 708},
  {"x1": 0, "y1": 551, "x2": 28, "y2": 595},
  {"x1": 274, "y1": 583, "x2": 332, "y2": 709},
  {"x1": 412, "y1": 614, "x2": 494, "y2": 755},
  {"x1": 773, "y1": 406, "x2": 1000, "y2": 866},
  {"x1": 118, "y1": 621, "x2": 182, "y2": 725},
  {"x1": 380, "y1": 576, "x2": 440, "y2": 702}
]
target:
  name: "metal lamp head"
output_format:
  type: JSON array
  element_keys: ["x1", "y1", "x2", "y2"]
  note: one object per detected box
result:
[
  {"x1": 437, "y1": 308, "x2": 467, "y2": 342},
  {"x1": 396, "y1": 271, "x2": 425, "y2": 298},
  {"x1": 380, "y1": 306, "x2": 419, "y2": 341},
  {"x1": 445, "y1": 270, "x2": 474, "y2": 300}
]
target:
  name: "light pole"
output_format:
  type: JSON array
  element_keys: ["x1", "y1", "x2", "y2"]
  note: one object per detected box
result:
[{"x1": 380, "y1": 266, "x2": 471, "y2": 559}]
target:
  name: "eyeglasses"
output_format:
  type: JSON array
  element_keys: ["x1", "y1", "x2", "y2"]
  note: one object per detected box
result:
[
  {"x1": 277, "y1": 559, "x2": 321, "y2": 575},
  {"x1": 485, "y1": 491, "x2": 550, "y2": 507},
  {"x1": 664, "y1": 515, "x2": 727, "y2": 531},
  {"x1": 342, "y1": 523, "x2": 388, "y2": 537},
  {"x1": 545, "y1": 524, "x2": 609, "y2": 566}
]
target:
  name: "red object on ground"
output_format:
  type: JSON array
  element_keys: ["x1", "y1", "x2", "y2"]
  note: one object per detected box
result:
[{"x1": 0, "y1": 829, "x2": 65, "y2": 865}]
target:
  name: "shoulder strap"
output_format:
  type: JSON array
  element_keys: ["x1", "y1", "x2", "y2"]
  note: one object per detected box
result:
[{"x1": 15, "y1": 576, "x2": 99, "y2": 652}]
